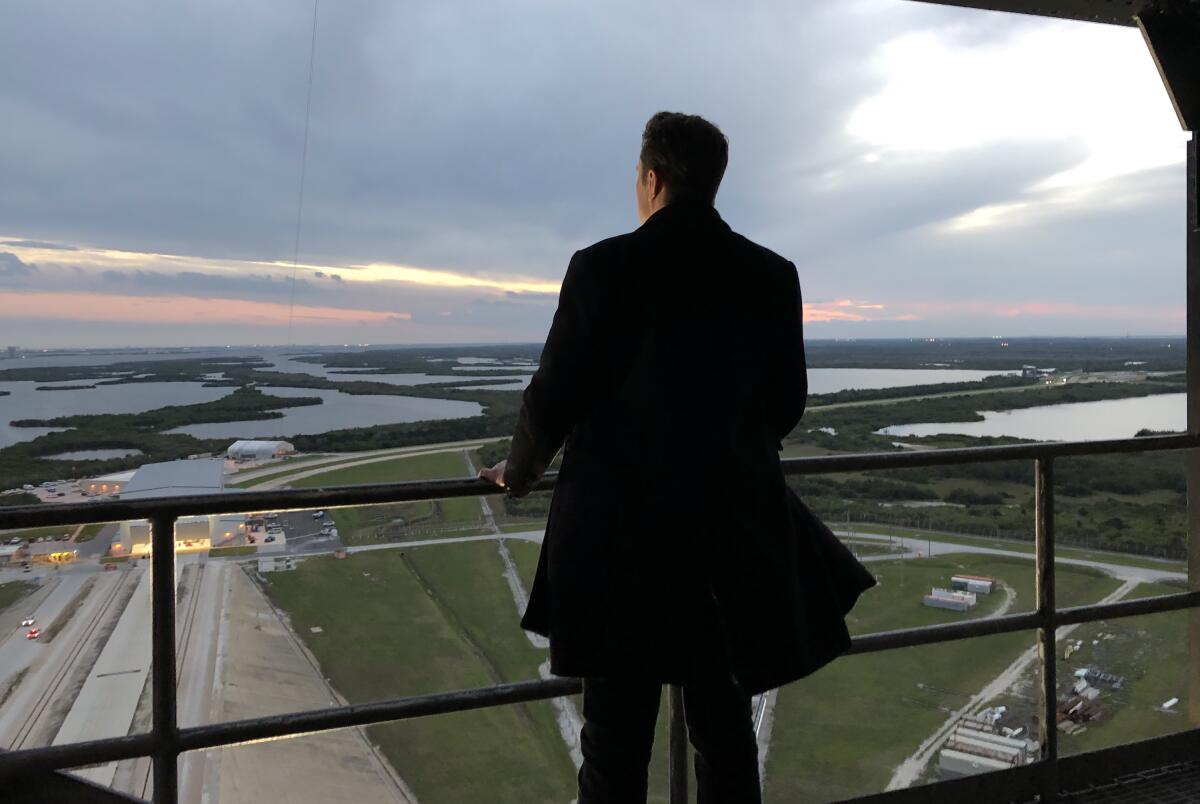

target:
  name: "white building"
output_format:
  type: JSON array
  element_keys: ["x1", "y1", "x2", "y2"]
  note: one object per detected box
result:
[
  {"x1": 81, "y1": 470, "x2": 137, "y2": 497},
  {"x1": 226, "y1": 440, "x2": 295, "y2": 462},
  {"x1": 115, "y1": 460, "x2": 244, "y2": 555}
]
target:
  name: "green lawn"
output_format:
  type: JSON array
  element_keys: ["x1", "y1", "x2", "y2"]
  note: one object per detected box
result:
[
  {"x1": 506, "y1": 539, "x2": 541, "y2": 592},
  {"x1": 1057, "y1": 581, "x2": 1192, "y2": 755},
  {"x1": 261, "y1": 545, "x2": 576, "y2": 804},
  {"x1": 287, "y1": 452, "x2": 486, "y2": 545},
  {"x1": 0, "y1": 581, "x2": 36, "y2": 614},
  {"x1": 848, "y1": 523, "x2": 1186, "y2": 574},
  {"x1": 763, "y1": 554, "x2": 1123, "y2": 803},
  {"x1": 209, "y1": 545, "x2": 257, "y2": 557}
]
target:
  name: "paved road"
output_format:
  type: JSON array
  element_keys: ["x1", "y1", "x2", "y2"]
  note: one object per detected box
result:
[
  {"x1": 0, "y1": 568, "x2": 129, "y2": 750},
  {"x1": 228, "y1": 438, "x2": 505, "y2": 489},
  {"x1": 53, "y1": 567, "x2": 154, "y2": 786},
  {"x1": 844, "y1": 531, "x2": 1187, "y2": 583},
  {"x1": 0, "y1": 575, "x2": 83, "y2": 682},
  {"x1": 175, "y1": 559, "x2": 229, "y2": 803}
]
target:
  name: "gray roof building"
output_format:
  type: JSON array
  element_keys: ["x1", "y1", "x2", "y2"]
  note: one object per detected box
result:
[{"x1": 120, "y1": 459, "x2": 226, "y2": 500}]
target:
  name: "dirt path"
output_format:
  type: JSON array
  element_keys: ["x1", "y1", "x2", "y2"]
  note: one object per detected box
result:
[
  {"x1": 212, "y1": 568, "x2": 417, "y2": 804},
  {"x1": 461, "y1": 449, "x2": 583, "y2": 769},
  {"x1": 884, "y1": 577, "x2": 1139, "y2": 790}
]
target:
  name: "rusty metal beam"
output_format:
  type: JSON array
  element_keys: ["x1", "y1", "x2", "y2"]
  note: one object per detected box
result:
[{"x1": 1035, "y1": 458, "x2": 1058, "y2": 800}]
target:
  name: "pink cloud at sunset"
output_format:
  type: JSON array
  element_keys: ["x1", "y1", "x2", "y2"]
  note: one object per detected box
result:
[
  {"x1": 0, "y1": 291, "x2": 408, "y2": 326},
  {"x1": 803, "y1": 299, "x2": 897, "y2": 323},
  {"x1": 899, "y1": 298, "x2": 1184, "y2": 323}
]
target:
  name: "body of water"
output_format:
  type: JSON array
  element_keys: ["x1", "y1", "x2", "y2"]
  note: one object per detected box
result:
[
  {"x1": 0, "y1": 381, "x2": 234, "y2": 448},
  {"x1": 807, "y1": 368, "x2": 1015, "y2": 395},
  {"x1": 167, "y1": 386, "x2": 483, "y2": 440},
  {"x1": 879, "y1": 393, "x2": 1186, "y2": 442}
]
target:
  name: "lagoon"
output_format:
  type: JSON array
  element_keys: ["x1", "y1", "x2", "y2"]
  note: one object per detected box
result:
[
  {"x1": 0, "y1": 381, "x2": 234, "y2": 448},
  {"x1": 167, "y1": 386, "x2": 483, "y2": 440},
  {"x1": 879, "y1": 393, "x2": 1186, "y2": 442},
  {"x1": 807, "y1": 368, "x2": 1014, "y2": 395}
]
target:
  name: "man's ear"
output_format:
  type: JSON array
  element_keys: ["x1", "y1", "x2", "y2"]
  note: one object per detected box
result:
[{"x1": 646, "y1": 167, "x2": 665, "y2": 201}]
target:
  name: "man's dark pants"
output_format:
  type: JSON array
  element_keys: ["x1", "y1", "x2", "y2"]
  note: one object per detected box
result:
[{"x1": 576, "y1": 667, "x2": 762, "y2": 804}]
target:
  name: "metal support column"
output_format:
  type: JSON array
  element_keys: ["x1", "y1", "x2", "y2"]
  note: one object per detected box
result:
[
  {"x1": 1188, "y1": 133, "x2": 1200, "y2": 730},
  {"x1": 1137, "y1": 0, "x2": 1200, "y2": 735},
  {"x1": 1035, "y1": 458, "x2": 1057, "y2": 800},
  {"x1": 668, "y1": 684, "x2": 689, "y2": 804},
  {"x1": 150, "y1": 514, "x2": 179, "y2": 804}
]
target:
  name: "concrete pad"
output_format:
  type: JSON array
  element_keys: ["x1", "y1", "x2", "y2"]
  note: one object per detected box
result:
[{"x1": 210, "y1": 569, "x2": 413, "y2": 804}]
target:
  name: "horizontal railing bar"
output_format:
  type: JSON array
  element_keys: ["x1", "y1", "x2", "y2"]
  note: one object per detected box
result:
[
  {"x1": 2, "y1": 592, "x2": 1198, "y2": 780},
  {"x1": 0, "y1": 679, "x2": 582, "y2": 782},
  {"x1": 0, "y1": 733, "x2": 157, "y2": 780},
  {"x1": 1055, "y1": 590, "x2": 1200, "y2": 625},
  {"x1": 781, "y1": 432, "x2": 1200, "y2": 474},
  {"x1": 177, "y1": 676, "x2": 583, "y2": 753},
  {"x1": 1, "y1": 433, "x2": 1196, "y2": 531},
  {"x1": 847, "y1": 612, "x2": 1044, "y2": 654}
]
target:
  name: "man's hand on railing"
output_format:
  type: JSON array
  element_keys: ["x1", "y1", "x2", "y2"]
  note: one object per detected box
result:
[{"x1": 478, "y1": 459, "x2": 507, "y2": 488}]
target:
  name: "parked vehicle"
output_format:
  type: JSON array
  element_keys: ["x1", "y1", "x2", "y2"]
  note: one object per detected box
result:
[{"x1": 265, "y1": 535, "x2": 276, "y2": 543}]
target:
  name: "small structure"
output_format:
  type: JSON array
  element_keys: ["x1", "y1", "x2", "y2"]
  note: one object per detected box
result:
[
  {"x1": 226, "y1": 440, "x2": 296, "y2": 462},
  {"x1": 81, "y1": 470, "x2": 137, "y2": 497},
  {"x1": 924, "y1": 587, "x2": 977, "y2": 612},
  {"x1": 117, "y1": 460, "x2": 244, "y2": 555},
  {"x1": 938, "y1": 717, "x2": 1040, "y2": 779},
  {"x1": 951, "y1": 574, "x2": 995, "y2": 595},
  {"x1": 0, "y1": 544, "x2": 28, "y2": 566}
]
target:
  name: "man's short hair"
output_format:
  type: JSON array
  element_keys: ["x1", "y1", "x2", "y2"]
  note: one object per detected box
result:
[{"x1": 640, "y1": 111, "x2": 729, "y2": 206}]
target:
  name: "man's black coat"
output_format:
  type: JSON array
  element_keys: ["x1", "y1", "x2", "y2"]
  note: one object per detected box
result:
[{"x1": 504, "y1": 200, "x2": 875, "y2": 696}]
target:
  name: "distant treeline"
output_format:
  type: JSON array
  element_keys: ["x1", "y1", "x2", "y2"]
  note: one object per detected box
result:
[{"x1": 803, "y1": 337, "x2": 1185, "y2": 372}]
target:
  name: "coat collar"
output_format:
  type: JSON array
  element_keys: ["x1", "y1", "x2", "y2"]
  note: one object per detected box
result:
[{"x1": 638, "y1": 199, "x2": 728, "y2": 232}]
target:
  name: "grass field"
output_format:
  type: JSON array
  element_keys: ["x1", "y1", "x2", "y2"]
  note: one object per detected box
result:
[
  {"x1": 846, "y1": 523, "x2": 1186, "y2": 574},
  {"x1": 763, "y1": 554, "x2": 1124, "y2": 803},
  {"x1": 260, "y1": 544, "x2": 576, "y2": 804},
  {"x1": 209, "y1": 545, "x2": 257, "y2": 557},
  {"x1": 506, "y1": 539, "x2": 541, "y2": 592},
  {"x1": 1054, "y1": 581, "x2": 1191, "y2": 755},
  {"x1": 288, "y1": 452, "x2": 486, "y2": 546},
  {"x1": 0, "y1": 581, "x2": 36, "y2": 614}
]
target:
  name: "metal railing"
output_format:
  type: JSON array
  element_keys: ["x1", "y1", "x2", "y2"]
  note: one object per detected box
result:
[{"x1": 1, "y1": 432, "x2": 1198, "y2": 803}]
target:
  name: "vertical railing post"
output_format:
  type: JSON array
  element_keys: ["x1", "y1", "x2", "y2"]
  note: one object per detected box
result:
[
  {"x1": 1034, "y1": 458, "x2": 1057, "y2": 800},
  {"x1": 150, "y1": 514, "x2": 179, "y2": 804},
  {"x1": 1186, "y1": 132, "x2": 1200, "y2": 733},
  {"x1": 668, "y1": 684, "x2": 688, "y2": 804}
]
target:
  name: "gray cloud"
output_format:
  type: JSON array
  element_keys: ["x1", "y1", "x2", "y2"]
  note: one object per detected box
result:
[
  {"x1": 0, "y1": 1, "x2": 1186, "y2": 345},
  {"x1": 99, "y1": 268, "x2": 310, "y2": 299},
  {"x1": 0, "y1": 239, "x2": 76, "y2": 251},
  {"x1": 0, "y1": 252, "x2": 38, "y2": 281}
]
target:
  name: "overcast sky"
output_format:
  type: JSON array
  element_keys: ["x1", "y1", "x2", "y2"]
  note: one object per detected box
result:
[{"x1": 0, "y1": 0, "x2": 1190, "y2": 348}]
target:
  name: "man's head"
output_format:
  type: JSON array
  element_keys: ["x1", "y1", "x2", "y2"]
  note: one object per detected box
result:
[{"x1": 636, "y1": 111, "x2": 729, "y2": 224}]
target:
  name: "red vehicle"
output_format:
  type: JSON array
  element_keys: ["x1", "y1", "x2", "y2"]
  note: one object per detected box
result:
[{"x1": 25, "y1": 628, "x2": 41, "y2": 640}]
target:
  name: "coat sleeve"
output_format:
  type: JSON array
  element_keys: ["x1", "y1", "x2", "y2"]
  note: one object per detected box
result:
[
  {"x1": 504, "y1": 250, "x2": 597, "y2": 497},
  {"x1": 771, "y1": 261, "x2": 807, "y2": 448}
]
